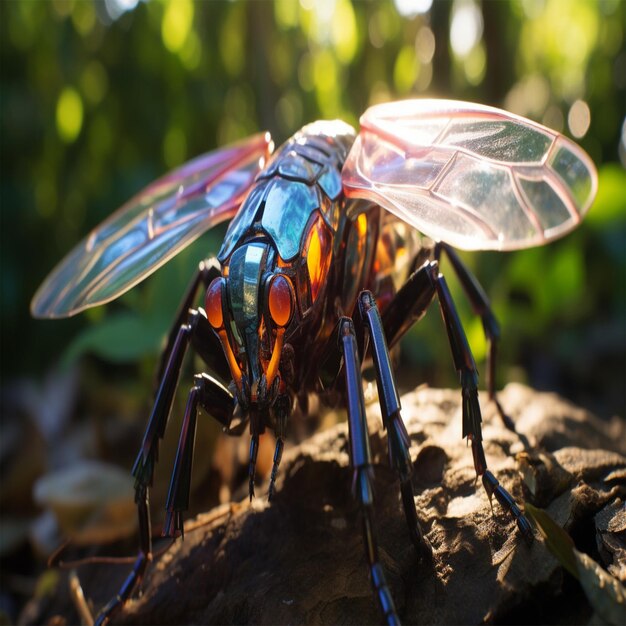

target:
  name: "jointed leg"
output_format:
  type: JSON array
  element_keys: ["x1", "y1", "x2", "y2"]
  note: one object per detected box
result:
[
  {"x1": 436, "y1": 243, "x2": 514, "y2": 431},
  {"x1": 95, "y1": 308, "x2": 232, "y2": 625},
  {"x1": 94, "y1": 488, "x2": 151, "y2": 625},
  {"x1": 164, "y1": 373, "x2": 234, "y2": 537},
  {"x1": 382, "y1": 261, "x2": 532, "y2": 543},
  {"x1": 434, "y1": 271, "x2": 533, "y2": 543},
  {"x1": 268, "y1": 393, "x2": 290, "y2": 501},
  {"x1": 132, "y1": 310, "x2": 207, "y2": 489},
  {"x1": 248, "y1": 432, "x2": 260, "y2": 501},
  {"x1": 93, "y1": 309, "x2": 197, "y2": 625},
  {"x1": 357, "y1": 291, "x2": 429, "y2": 557},
  {"x1": 340, "y1": 317, "x2": 400, "y2": 626},
  {"x1": 247, "y1": 400, "x2": 268, "y2": 500},
  {"x1": 248, "y1": 389, "x2": 291, "y2": 501}
]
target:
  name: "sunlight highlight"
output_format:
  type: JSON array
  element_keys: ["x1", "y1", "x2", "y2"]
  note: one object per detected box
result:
[
  {"x1": 450, "y1": 0, "x2": 483, "y2": 58},
  {"x1": 393, "y1": 0, "x2": 433, "y2": 18},
  {"x1": 103, "y1": 0, "x2": 142, "y2": 22}
]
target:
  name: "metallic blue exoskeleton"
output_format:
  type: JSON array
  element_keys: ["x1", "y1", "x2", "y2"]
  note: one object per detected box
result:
[{"x1": 32, "y1": 100, "x2": 597, "y2": 625}]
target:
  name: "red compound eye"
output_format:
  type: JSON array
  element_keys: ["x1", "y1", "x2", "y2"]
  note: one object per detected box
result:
[
  {"x1": 267, "y1": 275, "x2": 293, "y2": 328},
  {"x1": 205, "y1": 278, "x2": 225, "y2": 330}
]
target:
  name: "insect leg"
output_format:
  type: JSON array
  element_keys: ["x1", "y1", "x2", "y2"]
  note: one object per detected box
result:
[
  {"x1": 248, "y1": 403, "x2": 269, "y2": 501},
  {"x1": 434, "y1": 273, "x2": 533, "y2": 544},
  {"x1": 93, "y1": 509, "x2": 150, "y2": 626},
  {"x1": 340, "y1": 317, "x2": 400, "y2": 626},
  {"x1": 381, "y1": 261, "x2": 439, "y2": 349},
  {"x1": 357, "y1": 291, "x2": 429, "y2": 557},
  {"x1": 248, "y1": 432, "x2": 259, "y2": 501},
  {"x1": 435, "y1": 243, "x2": 514, "y2": 431},
  {"x1": 268, "y1": 393, "x2": 290, "y2": 500},
  {"x1": 94, "y1": 310, "x2": 214, "y2": 626},
  {"x1": 132, "y1": 310, "x2": 202, "y2": 489},
  {"x1": 163, "y1": 373, "x2": 234, "y2": 537}
]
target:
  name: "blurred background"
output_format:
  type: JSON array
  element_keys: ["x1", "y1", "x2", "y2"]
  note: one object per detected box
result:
[{"x1": 1, "y1": 0, "x2": 625, "y2": 622}]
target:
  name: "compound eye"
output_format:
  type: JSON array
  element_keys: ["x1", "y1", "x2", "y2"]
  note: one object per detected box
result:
[
  {"x1": 267, "y1": 275, "x2": 293, "y2": 328},
  {"x1": 205, "y1": 277, "x2": 225, "y2": 330}
]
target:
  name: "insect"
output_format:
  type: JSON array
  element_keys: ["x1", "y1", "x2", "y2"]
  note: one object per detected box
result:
[{"x1": 32, "y1": 99, "x2": 597, "y2": 625}]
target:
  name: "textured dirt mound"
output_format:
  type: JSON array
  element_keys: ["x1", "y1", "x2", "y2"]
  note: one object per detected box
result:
[{"x1": 21, "y1": 384, "x2": 626, "y2": 625}]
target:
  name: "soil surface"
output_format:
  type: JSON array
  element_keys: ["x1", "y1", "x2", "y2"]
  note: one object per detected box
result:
[{"x1": 20, "y1": 383, "x2": 626, "y2": 625}]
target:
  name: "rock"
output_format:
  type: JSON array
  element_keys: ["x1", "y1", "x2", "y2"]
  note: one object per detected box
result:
[
  {"x1": 595, "y1": 499, "x2": 626, "y2": 583},
  {"x1": 19, "y1": 384, "x2": 626, "y2": 625}
]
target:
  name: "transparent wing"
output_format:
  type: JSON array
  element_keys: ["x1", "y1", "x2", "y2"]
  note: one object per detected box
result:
[
  {"x1": 32, "y1": 133, "x2": 273, "y2": 318},
  {"x1": 342, "y1": 99, "x2": 597, "y2": 251}
]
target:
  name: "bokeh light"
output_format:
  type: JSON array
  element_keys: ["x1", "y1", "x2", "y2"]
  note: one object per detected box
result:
[
  {"x1": 56, "y1": 87, "x2": 84, "y2": 143},
  {"x1": 618, "y1": 116, "x2": 626, "y2": 167},
  {"x1": 104, "y1": 0, "x2": 142, "y2": 22},
  {"x1": 568, "y1": 99, "x2": 591, "y2": 138},
  {"x1": 450, "y1": 0, "x2": 483, "y2": 58},
  {"x1": 416, "y1": 26, "x2": 435, "y2": 64},
  {"x1": 162, "y1": 0, "x2": 194, "y2": 54},
  {"x1": 393, "y1": 0, "x2": 433, "y2": 18}
]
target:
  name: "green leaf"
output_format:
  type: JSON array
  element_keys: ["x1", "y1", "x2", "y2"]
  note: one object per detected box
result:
[
  {"x1": 524, "y1": 502, "x2": 578, "y2": 578},
  {"x1": 525, "y1": 503, "x2": 626, "y2": 626},
  {"x1": 575, "y1": 549, "x2": 626, "y2": 626},
  {"x1": 61, "y1": 311, "x2": 169, "y2": 366}
]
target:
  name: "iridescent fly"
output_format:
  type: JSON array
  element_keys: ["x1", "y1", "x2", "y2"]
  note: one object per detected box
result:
[{"x1": 32, "y1": 100, "x2": 597, "y2": 625}]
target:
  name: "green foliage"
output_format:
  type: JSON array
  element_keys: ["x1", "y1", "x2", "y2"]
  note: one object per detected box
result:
[
  {"x1": 525, "y1": 502, "x2": 578, "y2": 577},
  {"x1": 525, "y1": 503, "x2": 626, "y2": 626},
  {"x1": 1, "y1": 0, "x2": 624, "y2": 414},
  {"x1": 62, "y1": 310, "x2": 165, "y2": 365},
  {"x1": 588, "y1": 165, "x2": 626, "y2": 228}
]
